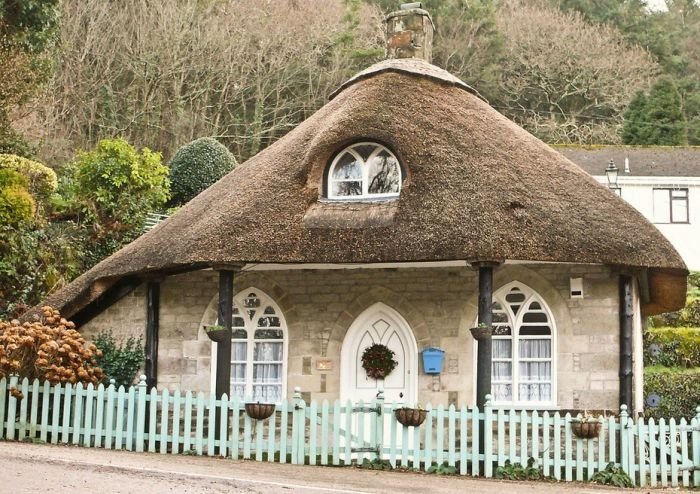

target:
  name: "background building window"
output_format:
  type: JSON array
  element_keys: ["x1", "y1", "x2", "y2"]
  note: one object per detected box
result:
[
  {"x1": 222, "y1": 289, "x2": 287, "y2": 403},
  {"x1": 327, "y1": 143, "x2": 401, "y2": 200},
  {"x1": 653, "y1": 188, "x2": 689, "y2": 223},
  {"x1": 490, "y1": 282, "x2": 555, "y2": 406}
]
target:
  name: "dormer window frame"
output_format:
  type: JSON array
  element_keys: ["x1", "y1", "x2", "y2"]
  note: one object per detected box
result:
[{"x1": 326, "y1": 142, "x2": 402, "y2": 201}]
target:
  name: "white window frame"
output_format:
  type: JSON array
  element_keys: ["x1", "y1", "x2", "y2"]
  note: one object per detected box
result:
[
  {"x1": 475, "y1": 281, "x2": 557, "y2": 408},
  {"x1": 327, "y1": 142, "x2": 402, "y2": 200},
  {"x1": 213, "y1": 288, "x2": 288, "y2": 403},
  {"x1": 653, "y1": 187, "x2": 689, "y2": 224}
]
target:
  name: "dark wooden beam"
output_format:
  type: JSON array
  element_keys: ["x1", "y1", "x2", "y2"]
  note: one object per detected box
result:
[
  {"x1": 71, "y1": 277, "x2": 142, "y2": 327},
  {"x1": 619, "y1": 275, "x2": 634, "y2": 413},
  {"x1": 475, "y1": 265, "x2": 494, "y2": 409},
  {"x1": 145, "y1": 281, "x2": 160, "y2": 390},
  {"x1": 216, "y1": 270, "x2": 234, "y2": 399}
]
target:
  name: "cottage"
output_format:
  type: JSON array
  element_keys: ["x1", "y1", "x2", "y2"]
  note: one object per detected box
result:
[{"x1": 37, "y1": 5, "x2": 687, "y2": 416}]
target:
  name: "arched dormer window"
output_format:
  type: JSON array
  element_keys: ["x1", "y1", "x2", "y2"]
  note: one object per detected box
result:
[
  {"x1": 217, "y1": 289, "x2": 287, "y2": 403},
  {"x1": 327, "y1": 142, "x2": 401, "y2": 199},
  {"x1": 490, "y1": 282, "x2": 556, "y2": 406}
]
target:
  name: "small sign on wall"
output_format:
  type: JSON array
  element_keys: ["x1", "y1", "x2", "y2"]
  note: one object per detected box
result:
[{"x1": 316, "y1": 359, "x2": 333, "y2": 371}]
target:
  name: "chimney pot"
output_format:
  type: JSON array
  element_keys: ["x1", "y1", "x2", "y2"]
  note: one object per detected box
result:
[{"x1": 385, "y1": 4, "x2": 434, "y2": 63}]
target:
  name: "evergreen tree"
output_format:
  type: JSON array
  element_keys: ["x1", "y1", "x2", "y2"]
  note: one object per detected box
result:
[
  {"x1": 622, "y1": 92, "x2": 650, "y2": 144},
  {"x1": 622, "y1": 78, "x2": 687, "y2": 145}
]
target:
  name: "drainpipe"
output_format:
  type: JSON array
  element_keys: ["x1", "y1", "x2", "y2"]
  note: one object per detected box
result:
[{"x1": 619, "y1": 275, "x2": 634, "y2": 414}]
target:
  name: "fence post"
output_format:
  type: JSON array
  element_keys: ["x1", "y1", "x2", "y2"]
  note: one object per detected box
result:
[
  {"x1": 292, "y1": 387, "x2": 305, "y2": 465},
  {"x1": 135, "y1": 375, "x2": 147, "y2": 452},
  {"x1": 374, "y1": 389, "x2": 385, "y2": 461},
  {"x1": 6, "y1": 375, "x2": 18, "y2": 440},
  {"x1": 619, "y1": 404, "x2": 630, "y2": 476},
  {"x1": 693, "y1": 405, "x2": 700, "y2": 488},
  {"x1": 484, "y1": 394, "x2": 493, "y2": 478}
]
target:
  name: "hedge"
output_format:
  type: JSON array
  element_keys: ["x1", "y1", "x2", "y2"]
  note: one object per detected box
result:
[
  {"x1": 643, "y1": 367, "x2": 700, "y2": 420},
  {"x1": 643, "y1": 327, "x2": 700, "y2": 368}
]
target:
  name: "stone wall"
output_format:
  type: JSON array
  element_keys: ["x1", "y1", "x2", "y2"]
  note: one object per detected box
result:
[{"x1": 81, "y1": 263, "x2": 626, "y2": 411}]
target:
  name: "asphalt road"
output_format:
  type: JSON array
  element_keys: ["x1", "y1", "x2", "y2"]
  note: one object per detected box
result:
[{"x1": 0, "y1": 442, "x2": 681, "y2": 493}]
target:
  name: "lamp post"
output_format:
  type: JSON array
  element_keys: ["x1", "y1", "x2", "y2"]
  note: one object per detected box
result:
[{"x1": 605, "y1": 159, "x2": 621, "y2": 195}]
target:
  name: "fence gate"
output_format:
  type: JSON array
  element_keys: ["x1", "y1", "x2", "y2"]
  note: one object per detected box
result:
[{"x1": 301, "y1": 391, "x2": 385, "y2": 466}]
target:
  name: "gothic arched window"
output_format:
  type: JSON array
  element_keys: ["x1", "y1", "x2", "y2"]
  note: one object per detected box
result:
[
  {"x1": 327, "y1": 143, "x2": 401, "y2": 199},
  {"x1": 490, "y1": 282, "x2": 556, "y2": 405},
  {"x1": 219, "y1": 289, "x2": 287, "y2": 403}
]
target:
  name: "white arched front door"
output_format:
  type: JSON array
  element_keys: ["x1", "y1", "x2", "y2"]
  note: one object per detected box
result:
[{"x1": 340, "y1": 303, "x2": 417, "y2": 405}]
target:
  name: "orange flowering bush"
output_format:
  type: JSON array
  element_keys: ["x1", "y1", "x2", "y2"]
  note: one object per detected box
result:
[{"x1": 0, "y1": 306, "x2": 103, "y2": 385}]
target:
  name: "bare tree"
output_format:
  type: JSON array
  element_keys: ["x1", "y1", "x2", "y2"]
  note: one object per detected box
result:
[
  {"x1": 30, "y1": 0, "x2": 383, "y2": 165},
  {"x1": 495, "y1": 0, "x2": 659, "y2": 144}
]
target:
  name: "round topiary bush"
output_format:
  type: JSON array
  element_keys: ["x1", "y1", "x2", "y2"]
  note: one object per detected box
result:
[{"x1": 168, "y1": 137, "x2": 237, "y2": 205}]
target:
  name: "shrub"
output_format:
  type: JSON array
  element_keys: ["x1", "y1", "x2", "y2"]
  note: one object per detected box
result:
[
  {"x1": 72, "y1": 138, "x2": 169, "y2": 227},
  {"x1": 169, "y1": 137, "x2": 237, "y2": 205},
  {"x1": 590, "y1": 462, "x2": 633, "y2": 488},
  {"x1": 0, "y1": 168, "x2": 35, "y2": 226},
  {"x1": 494, "y1": 458, "x2": 544, "y2": 480},
  {"x1": 93, "y1": 329, "x2": 144, "y2": 388},
  {"x1": 0, "y1": 306, "x2": 103, "y2": 385},
  {"x1": 0, "y1": 153, "x2": 57, "y2": 200},
  {"x1": 643, "y1": 367, "x2": 700, "y2": 420},
  {"x1": 643, "y1": 327, "x2": 700, "y2": 368}
]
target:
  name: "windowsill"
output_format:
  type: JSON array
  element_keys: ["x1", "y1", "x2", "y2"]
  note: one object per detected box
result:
[
  {"x1": 319, "y1": 197, "x2": 399, "y2": 204},
  {"x1": 490, "y1": 403, "x2": 560, "y2": 411}
]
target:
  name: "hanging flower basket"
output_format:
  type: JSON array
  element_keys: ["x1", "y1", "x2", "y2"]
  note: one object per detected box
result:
[
  {"x1": 245, "y1": 402, "x2": 276, "y2": 420},
  {"x1": 570, "y1": 419, "x2": 602, "y2": 439},
  {"x1": 361, "y1": 343, "x2": 398, "y2": 380},
  {"x1": 204, "y1": 325, "x2": 230, "y2": 344},
  {"x1": 394, "y1": 407, "x2": 428, "y2": 427},
  {"x1": 469, "y1": 325, "x2": 493, "y2": 341}
]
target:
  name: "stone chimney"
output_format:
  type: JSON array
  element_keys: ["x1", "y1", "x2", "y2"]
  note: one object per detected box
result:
[{"x1": 385, "y1": 3, "x2": 434, "y2": 63}]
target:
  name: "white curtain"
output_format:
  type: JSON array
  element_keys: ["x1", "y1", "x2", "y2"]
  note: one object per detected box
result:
[
  {"x1": 518, "y1": 339, "x2": 552, "y2": 401},
  {"x1": 230, "y1": 342, "x2": 247, "y2": 400},
  {"x1": 252, "y1": 342, "x2": 283, "y2": 402},
  {"x1": 492, "y1": 339, "x2": 512, "y2": 401}
]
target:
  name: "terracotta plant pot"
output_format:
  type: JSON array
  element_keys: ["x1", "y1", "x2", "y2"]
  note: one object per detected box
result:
[
  {"x1": 469, "y1": 326, "x2": 493, "y2": 341},
  {"x1": 394, "y1": 407, "x2": 428, "y2": 427},
  {"x1": 245, "y1": 402, "x2": 276, "y2": 420},
  {"x1": 571, "y1": 420, "x2": 601, "y2": 439}
]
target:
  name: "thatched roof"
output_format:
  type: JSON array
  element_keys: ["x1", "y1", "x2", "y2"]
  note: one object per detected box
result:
[{"x1": 40, "y1": 59, "x2": 687, "y2": 318}]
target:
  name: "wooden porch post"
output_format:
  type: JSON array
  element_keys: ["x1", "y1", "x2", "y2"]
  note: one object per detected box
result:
[
  {"x1": 474, "y1": 264, "x2": 495, "y2": 408},
  {"x1": 145, "y1": 280, "x2": 161, "y2": 390},
  {"x1": 216, "y1": 269, "x2": 234, "y2": 400},
  {"x1": 619, "y1": 275, "x2": 634, "y2": 413}
]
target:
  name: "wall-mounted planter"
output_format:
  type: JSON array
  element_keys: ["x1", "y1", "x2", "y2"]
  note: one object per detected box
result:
[{"x1": 421, "y1": 347, "x2": 445, "y2": 374}]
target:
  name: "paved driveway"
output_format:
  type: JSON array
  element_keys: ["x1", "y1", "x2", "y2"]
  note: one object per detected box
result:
[{"x1": 0, "y1": 442, "x2": 680, "y2": 493}]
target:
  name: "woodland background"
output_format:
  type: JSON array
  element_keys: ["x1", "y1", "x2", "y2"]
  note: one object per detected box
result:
[{"x1": 1, "y1": 0, "x2": 699, "y2": 314}]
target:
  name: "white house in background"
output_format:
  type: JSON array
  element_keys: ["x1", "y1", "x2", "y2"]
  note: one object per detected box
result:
[{"x1": 560, "y1": 146, "x2": 700, "y2": 271}]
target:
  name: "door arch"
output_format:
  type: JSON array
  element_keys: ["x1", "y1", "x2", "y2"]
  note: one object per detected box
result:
[{"x1": 340, "y1": 302, "x2": 417, "y2": 404}]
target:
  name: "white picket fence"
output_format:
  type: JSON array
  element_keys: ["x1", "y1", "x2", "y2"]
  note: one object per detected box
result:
[{"x1": 1, "y1": 375, "x2": 698, "y2": 487}]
